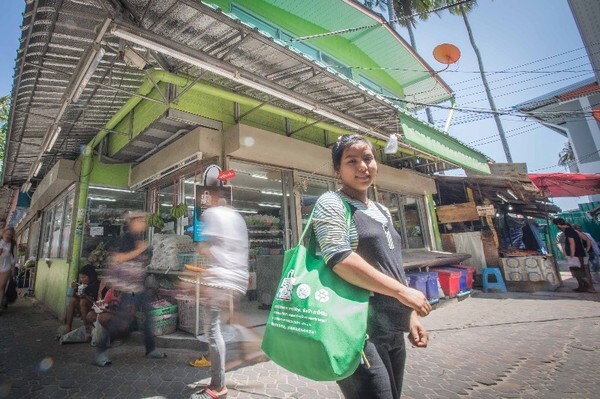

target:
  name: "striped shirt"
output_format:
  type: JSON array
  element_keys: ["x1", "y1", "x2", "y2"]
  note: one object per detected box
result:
[{"x1": 313, "y1": 191, "x2": 394, "y2": 267}]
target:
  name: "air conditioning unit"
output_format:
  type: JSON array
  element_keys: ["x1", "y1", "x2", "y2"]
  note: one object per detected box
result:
[{"x1": 130, "y1": 151, "x2": 203, "y2": 191}]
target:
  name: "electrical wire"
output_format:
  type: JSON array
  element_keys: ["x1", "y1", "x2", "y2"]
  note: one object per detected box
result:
[
  {"x1": 531, "y1": 148, "x2": 600, "y2": 172},
  {"x1": 287, "y1": 0, "x2": 474, "y2": 42}
]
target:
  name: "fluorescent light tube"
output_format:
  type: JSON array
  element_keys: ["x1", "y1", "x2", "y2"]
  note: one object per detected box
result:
[
  {"x1": 33, "y1": 162, "x2": 42, "y2": 177},
  {"x1": 89, "y1": 185, "x2": 134, "y2": 193},
  {"x1": 72, "y1": 46, "x2": 106, "y2": 103},
  {"x1": 88, "y1": 197, "x2": 117, "y2": 202},
  {"x1": 45, "y1": 126, "x2": 61, "y2": 152}
]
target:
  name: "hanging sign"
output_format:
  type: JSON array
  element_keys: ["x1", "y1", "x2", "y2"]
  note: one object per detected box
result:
[
  {"x1": 476, "y1": 204, "x2": 496, "y2": 217},
  {"x1": 218, "y1": 169, "x2": 236, "y2": 181}
]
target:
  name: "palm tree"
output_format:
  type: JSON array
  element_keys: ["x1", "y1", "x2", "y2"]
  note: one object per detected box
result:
[
  {"x1": 391, "y1": 1, "x2": 444, "y2": 124},
  {"x1": 446, "y1": 1, "x2": 513, "y2": 162}
]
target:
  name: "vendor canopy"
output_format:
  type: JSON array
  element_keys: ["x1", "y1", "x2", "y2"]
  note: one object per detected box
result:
[{"x1": 528, "y1": 173, "x2": 600, "y2": 198}]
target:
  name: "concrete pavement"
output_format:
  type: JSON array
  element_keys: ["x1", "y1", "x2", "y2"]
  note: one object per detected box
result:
[{"x1": 1, "y1": 277, "x2": 599, "y2": 398}]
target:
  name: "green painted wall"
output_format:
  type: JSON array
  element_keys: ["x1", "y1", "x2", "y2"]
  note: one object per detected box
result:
[
  {"x1": 89, "y1": 157, "x2": 130, "y2": 187},
  {"x1": 34, "y1": 259, "x2": 70, "y2": 319},
  {"x1": 209, "y1": 0, "x2": 404, "y2": 97},
  {"x1": 107, "y1": 84, "x2": 169, "y2": 156}
]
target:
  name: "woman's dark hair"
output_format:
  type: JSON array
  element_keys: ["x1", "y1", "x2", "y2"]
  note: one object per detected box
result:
[
  {"x1": 552, "y1": 217, "x2": 569, "y2": 227},
  {"x1": 2, "y1": 227, "x2": 17, "y2": 257},
  {"x1": 331, "y1": 134, "x2": 374, "y2": 171},
  {"x1": 79, "y1": 265, "x2": 98, "y2": 282}
]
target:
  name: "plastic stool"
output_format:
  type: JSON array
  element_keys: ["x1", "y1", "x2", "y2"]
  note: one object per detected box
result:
[{"x1": 482, "y1": 268, "x2": 507, "y2": 293}]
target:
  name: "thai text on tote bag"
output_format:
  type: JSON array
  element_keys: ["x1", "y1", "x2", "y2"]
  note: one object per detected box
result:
[{"x1": 261, "y1": 198, "x2": 370, "y2": 381}]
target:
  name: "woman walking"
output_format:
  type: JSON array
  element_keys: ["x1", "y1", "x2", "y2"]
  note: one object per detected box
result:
[
  {"x1": 0, "y1": 227, "x2": 17, "y2": 312},
  {"x1": 312, "y1": 134, "x2": 431, "y2": 398}
]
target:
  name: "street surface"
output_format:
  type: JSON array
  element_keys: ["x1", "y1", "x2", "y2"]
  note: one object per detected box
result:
[{"x1": 1, "y1": 276, "x2": 599, "y2": 398}]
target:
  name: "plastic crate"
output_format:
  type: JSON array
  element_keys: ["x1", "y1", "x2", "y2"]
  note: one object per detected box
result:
[
  {"x1": 406, "y1": 272, "x2": 428, "y2": 298},
  {"x1": 432, "y1": 268, "x2": 461, "y2": 298},
  {"x1": 449, "y1": 265, "x2": 475, "y2": 289},
  {"x1": 152, "y1": 314, "x2": 178, "y2": 336},
  {"x1": 177, "y1": 298, "x2": 202, "y2": 335},
  {"x1": 147, "y1": 304, "x2": 178, "y2": 318},
  {"x1": 424, "y1": 272, "x2": 440, "y2": 303},
  {"x1": 441, "y1": 267, "x2": 468, "y2": 292},
  {"x1": 135, "y1": 312, "x2": 178, "y2": 336}
]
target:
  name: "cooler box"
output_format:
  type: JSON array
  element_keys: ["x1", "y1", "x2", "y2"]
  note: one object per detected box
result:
[
  {"x1": 450, "y1": 265, "x2": 475, "y2": 290},
  {"x1": 433, "y1": 269, "x2": 461, "y2": 298},
  {"x1": 405, "y1": 272, "x2": 428, "y2": 299},
  {"x1": 440, "y1": 267, "x2": 468, "y2": 292}
]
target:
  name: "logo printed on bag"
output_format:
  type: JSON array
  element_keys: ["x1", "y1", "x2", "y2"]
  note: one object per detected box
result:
[
  {"x1": 276, "y1": 271, "x2": 295, "y2": 301},
  {"x1": 314, "y1": 289, "x2": 330, "y2": 303},
  {"x1": 296, "y1": 284, "x2": 311, "y2": 299}
]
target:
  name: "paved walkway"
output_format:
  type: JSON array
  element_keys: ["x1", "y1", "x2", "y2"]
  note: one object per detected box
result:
[{"x1": 1, "y1": 277, "x2": 599, "y2": 398}]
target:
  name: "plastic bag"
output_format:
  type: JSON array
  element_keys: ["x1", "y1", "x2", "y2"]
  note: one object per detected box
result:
[
  {"x1": 59, "y1": 325, "x2": 90, "y2": 344},
  {"x1": 384, "y1": 133, "x2": 398, "y2": 154}
]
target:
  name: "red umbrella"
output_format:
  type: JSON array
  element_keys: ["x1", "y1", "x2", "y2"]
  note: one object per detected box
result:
[{"x1": 528, "y1": 173, "x2": 600, "y2": 197}]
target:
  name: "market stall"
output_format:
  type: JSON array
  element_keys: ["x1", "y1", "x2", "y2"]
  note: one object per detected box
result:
[{"x1": 435, "y1": 165, "x2": 562, "y2": 292}]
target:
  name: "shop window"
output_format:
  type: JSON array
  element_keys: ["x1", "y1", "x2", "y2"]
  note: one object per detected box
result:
[
  {"x1": 158, "y1": 183, "x2": 178, "y2": 234},
  {"x1": 41, "y1": 207, "x2": 54, "y2": 258},
  {"x1": 228, "y1": 161, "x2": 287, "y2": 256},
  {"x1": 182, "y1": 178, "x2": 197, "y2": 239},
  {"x1": 50, "y1": 201, "x2": 64, "y2": 258},
  {"x1": 81, "y1": 187, "x2": 145, "y2": 259},
  {"x1": 298, "y1": 175, "x2": 334, "y2": 234},
  {"x1": 60, "y1": 192, "x2": 75, "y2": 258},
  {"x1": 377, "y1": 191, "x2": 405, "y2": 242},
  {"x1": 28, "y1": 220, "x2": 40, "y2": 259},
  {"x1": 401, "y1": 196, "x2": 427, "y2": 249},
  {"x1": 377, "y1": 191, "x2": 428, "y2": 250}
]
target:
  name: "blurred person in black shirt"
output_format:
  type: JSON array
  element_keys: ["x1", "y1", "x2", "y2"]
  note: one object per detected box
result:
[{"x1": 94, "y1": 210, "x2": 166, "y2": 366}]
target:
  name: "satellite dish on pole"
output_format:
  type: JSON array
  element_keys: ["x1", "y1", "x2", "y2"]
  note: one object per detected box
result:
[{"x1": 432, "y1": 43, "x2": 461, "y2": 73}]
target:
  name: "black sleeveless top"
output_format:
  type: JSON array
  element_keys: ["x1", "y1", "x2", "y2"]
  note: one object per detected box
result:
[{"x1": 351, "y1": 202, "x2": 413, "y2": 340}]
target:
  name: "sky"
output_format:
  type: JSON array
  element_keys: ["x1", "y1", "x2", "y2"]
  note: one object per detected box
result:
[
  {"x1": 387, "y1": 0, "x2": 593, "y2": 211},
  {"x1": 0, "y1": 0, "x2": 593, "y2": 211}
]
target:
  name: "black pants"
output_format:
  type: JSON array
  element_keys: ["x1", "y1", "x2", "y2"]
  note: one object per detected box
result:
[
  {"x1": 337, "y1": 335, "x2": 406, "y2": 399},
  {"x1": 97, "y1": 291, "x2": 156, "y2": 354}
]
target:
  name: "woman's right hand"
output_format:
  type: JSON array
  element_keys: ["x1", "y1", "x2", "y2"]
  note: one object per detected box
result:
[{"x1": 397, "y1": 286, "x2": 431, "y2": 317}]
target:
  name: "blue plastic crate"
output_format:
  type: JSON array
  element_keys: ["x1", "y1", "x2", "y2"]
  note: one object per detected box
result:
[
  {"x1": 424, "y1": 272, "x2": 440, "y2": 303},
  {"x1": 406, "y1": 272, "x2": 428, "y2": 299}
]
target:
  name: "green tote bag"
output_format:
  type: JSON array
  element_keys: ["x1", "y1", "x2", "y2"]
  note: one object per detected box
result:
[{"x1": 261, "y1": 200, "x2": 370, "y2": 381}]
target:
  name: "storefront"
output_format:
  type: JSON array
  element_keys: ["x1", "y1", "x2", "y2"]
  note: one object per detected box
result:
[{"x1": 5, "y1": 0, "x2": 493, "y2": 323}]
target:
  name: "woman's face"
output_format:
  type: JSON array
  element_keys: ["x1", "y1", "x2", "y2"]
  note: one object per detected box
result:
[
  {"x1": 129, "y1": 217, "x2": 147, "y2": 233},
  {"x1": 336, "y1": 142, "x2": 377, "y2": 194},
  {"x1": 2, "y1": 230, "x2": 13, "y2": 242},
  {"x1": 79, "y1": 274, "x2": 90, "y2": 285}
]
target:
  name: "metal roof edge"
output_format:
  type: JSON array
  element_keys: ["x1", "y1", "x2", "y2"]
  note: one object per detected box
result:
[
  {"x1": 341, "y1": 0, "x2": 453, "y2": 100},
  {"x1": 514, "y1": 76, "x2": 597, "y2": 111}
]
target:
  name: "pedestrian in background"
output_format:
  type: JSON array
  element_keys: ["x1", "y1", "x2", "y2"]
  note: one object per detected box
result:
[
  {"x1": 0, "y1": 227, "x2": 17, "y2": 312},
  {"x1": 312, "y1": 134, "x2": 430, "y2": 399},
  {"x1": 94, "y1": 210, "x2": 166, "y2": 366},
  {"x1": 573, "y1": 224, "x2": 600, "y2": 273},
  {"x1": 552, "y1": 218, "x2": 595, "y2": 293},
  {"x1": 189, "y1": 189, "x2": 252, "y2": 399}
]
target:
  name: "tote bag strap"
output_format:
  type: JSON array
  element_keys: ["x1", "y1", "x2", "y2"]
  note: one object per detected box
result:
[{"x1": 299, "y1": 193, "x2": 352, "y2": 245}]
